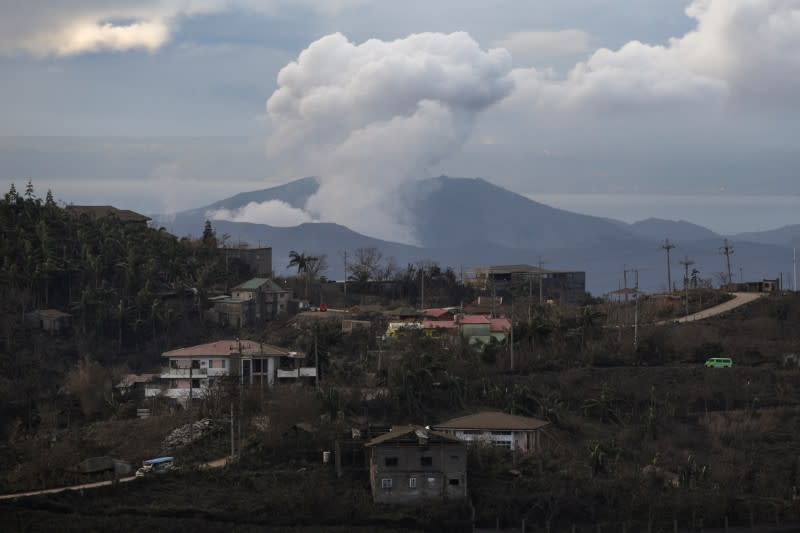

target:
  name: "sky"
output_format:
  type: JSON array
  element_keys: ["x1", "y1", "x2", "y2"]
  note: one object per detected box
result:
[{"x1": 1, "y1": 0, "x2": 799, "y2": 239}]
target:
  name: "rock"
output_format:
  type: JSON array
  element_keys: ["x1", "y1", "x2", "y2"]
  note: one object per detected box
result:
[{"x1": 162, "y1": 418, "x2": 215, "y2": 450}]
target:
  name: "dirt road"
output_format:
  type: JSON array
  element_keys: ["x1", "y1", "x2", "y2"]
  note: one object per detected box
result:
[
  {"x1": 657, "y1": 292, "x2": 765, "y2": 325},
  {"x1": 0, "y1": 456, "x2": 232, "y2": 501}
]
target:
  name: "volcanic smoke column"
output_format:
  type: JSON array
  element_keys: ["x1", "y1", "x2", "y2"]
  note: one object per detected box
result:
[{"x1": 265, "y1": 31, "x2": 514, "y2": 243}]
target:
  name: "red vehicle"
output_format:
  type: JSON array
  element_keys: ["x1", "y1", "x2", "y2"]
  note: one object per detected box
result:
[{"x1": 320, "y1": 303, "x2": 328, "y2": 312}]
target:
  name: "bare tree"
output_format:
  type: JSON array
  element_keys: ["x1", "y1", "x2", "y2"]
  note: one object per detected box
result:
[{"x1": 350, "y1": 247, "x2": 384, "y2": 282}]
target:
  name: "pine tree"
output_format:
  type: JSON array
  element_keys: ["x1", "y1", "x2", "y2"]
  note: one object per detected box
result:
[
  {"x1": 25, "y1": 180, "x2": 35, "y2": 200},
  {"x1": 6, "y1": 183, "x2": 18, "y2": 203},
  {"x1": 202, "y1": 220, "x2": 216, "y2": 247},
  {"x1": 45, "y1": 189, "x2": 55, "y2": 207}
]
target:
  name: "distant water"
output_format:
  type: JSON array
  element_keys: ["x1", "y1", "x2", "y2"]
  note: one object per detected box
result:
[{"x1": 525, "y1": 193, "x2": 800, "y2": 234}]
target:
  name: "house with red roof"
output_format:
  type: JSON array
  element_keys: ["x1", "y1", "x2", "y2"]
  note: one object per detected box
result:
[{"x1": 157, "y1": 339, "x2": 310, "y2": 401}]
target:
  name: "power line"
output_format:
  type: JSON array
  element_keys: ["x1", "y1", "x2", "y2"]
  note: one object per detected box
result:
[{"x1": 661, "y1": 238, "x2": 676, "y2": 292}]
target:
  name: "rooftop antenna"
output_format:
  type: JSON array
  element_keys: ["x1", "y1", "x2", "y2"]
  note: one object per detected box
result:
[{"x1": 661, "y1": 238, "x2": 676, "y2": 292}]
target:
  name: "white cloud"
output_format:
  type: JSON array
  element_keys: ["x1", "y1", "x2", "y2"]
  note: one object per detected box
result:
[
  {"x1": 507, "y1": 0, "x2": 800, "y2": 111},
  {"x1": 208, "y1": 200, "x2": 314, "y2": 227},
  {"x1": 265, "y1": 31, "x2": 513, "y2": 243},
  {"x1": 493, "y1": 29, "x2": 591, "y2": 67},
  {"x1": 0, "y1": 0, "x2": 368, "y2": 56}
]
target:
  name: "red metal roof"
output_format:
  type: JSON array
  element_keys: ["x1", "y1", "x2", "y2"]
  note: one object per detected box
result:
[
  {"x1": 489, "y1": 318, "x2": 511, "y2": 332},
  {"x1": 433, "y1": 411, "x2": 549, "y2": 431},
  {"x1": 460, "y1": 315, "x2": 491, "y2": 324},
  {"x1": 423, "y1": 308, "x2": 453, "y2": 318},
  {"x1": 162, "y1": 340, "x2": 291, "y2": 358}
]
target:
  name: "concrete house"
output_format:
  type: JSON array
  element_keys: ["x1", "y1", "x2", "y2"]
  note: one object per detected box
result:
[
  {"x1": 159, "y1": 340, "x2": 294, "y2": 401},
  {"x1": 231, "y1": 278, "x2": 290, "y2": 321},
  {"x1": 365, "y1": 426, "x2": 468, "y2": 504},
  {"x1": 209, "y1": 278, "x2": 290, "y2": 327},
  {"x1": 433, "y1": 411, "x2": 549, "y2": 453}
]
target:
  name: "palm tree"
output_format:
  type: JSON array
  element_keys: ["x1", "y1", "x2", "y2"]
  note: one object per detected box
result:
[{"x1": 288, "y1": 250, "x2": 318, "y2": 300}]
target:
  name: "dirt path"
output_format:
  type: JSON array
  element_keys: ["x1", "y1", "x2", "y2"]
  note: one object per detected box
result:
[
  {"x1": 0, "y1": 456, "x2": 232, "y2": 501},
  {"x1": 657, "y1": 292, "x2": 765, "y2": 325}
]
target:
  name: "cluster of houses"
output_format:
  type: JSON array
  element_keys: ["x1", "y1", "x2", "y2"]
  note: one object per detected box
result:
[{"x1": 386, "y1": 307, "x2": 512, "y2": 346}]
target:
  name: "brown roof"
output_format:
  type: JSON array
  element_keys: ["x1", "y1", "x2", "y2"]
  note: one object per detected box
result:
[
  {"x1": 31, "y1": 309, "x2": 72, "y2": 319},
  {"x1": 65, "y1": 205, "x2": 150, "y2": 223},
  {"x1": 162, "y1": 340, "x2": 292, "y2": 358},
  {"x1": 365, "y1": 426, "x2": 462, "y2": 447},
  {"x1": 433, "y1": 411, "x2": 549, "y2": 431}
]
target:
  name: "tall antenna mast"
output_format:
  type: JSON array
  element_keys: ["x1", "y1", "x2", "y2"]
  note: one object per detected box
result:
[
  {"x1": 661, "y1": 238, "x2": 676, "y2": 292},
  {"x1": 719, "y1": 238, "x2": 734, "y2": 285}
]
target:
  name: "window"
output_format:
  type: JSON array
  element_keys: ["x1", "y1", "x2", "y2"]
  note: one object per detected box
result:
[
  {"x1": 381, "y1": 478, "x2": 392, "y2": 489},
  {"x1": 409, "y1": 477, "x2": 417, "y2": 489},
  {"x1": 384, "y1": 457, "x2": 398, "y2": 467},
  {"x1": 191, "y1": 379, "x2": 201, "y2": 388},
  {"x1": 420, "y1": 456, "x2": 433, "y2": 467},
  {"x1": 449, "y1": 478, "x2": 460, "y2": 486},
  {"x1": 253, "y1": 359, "x2": 262, "y2": 373}
]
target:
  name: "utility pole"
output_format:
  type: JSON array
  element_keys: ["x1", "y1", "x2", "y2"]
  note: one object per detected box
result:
[
  {"x1": 510, "y1": 296, "x2": 515, "y2": 371},
  {"x1": 661, "y1": 238, "x2": 676, "y2": 292},
  {"x1": 538, "y1": 258, "x2": 545, "y2": 305},
  {"x1": 720, "y1": 238, "x2": 734, "y2": 285},
  {"x1": 528, "y1": 269, "x2": 533, "y2": 324},
  {"x1": 793, "y1": 247, "x2": 797, "y2": 292},
  {"x1": 633, "y1": 269, "x2": 639, "y2": 351},
  {"x1": 420, "y1": 265, "x2": 425, "y2": 310},
  {"x1": 342, "y1": 250, "x2": 348, "y2": 300},
  {"x1": 679, "y1": 256, "x2": 695, "y2": 317},
  {"x1": 314, "y1": 326, "x2": 320, "y2": 391},
  {"x1": 230, "y1": 402, "x2": 235, "y2": 458}
]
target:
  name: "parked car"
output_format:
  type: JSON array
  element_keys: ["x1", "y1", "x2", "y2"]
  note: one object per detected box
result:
[
  {"x1": 135, "y1": 456, "x2": 174, "y2": 477},
  {"x1": 705, "y1": 357, "x2": 733, "y2": 368}
]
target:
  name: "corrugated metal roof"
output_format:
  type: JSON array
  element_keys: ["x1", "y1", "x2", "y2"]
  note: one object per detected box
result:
[
  {"x1": 433, "y1": 411, "x2": 549, "y2": 431},
  {"x1": 489, "y1": 318, "x2": 511, "y2": 332},
  {"x1": 460, "y1": 315, "x2": 491, "y2": 324},
  {"x1": 365, "y1": 426, "x2": 462, "y2": 447},
  {"x1": 162, "y1": 340, "x2": 290, "y2": 358},
  {"x1": 232, "y1": 278, "x2": 286, "y2": 292}
]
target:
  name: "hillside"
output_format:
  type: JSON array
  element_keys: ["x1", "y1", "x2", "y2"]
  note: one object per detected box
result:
[{"x1": 157, "y1": 176, "x2": 797, "y2": 294}]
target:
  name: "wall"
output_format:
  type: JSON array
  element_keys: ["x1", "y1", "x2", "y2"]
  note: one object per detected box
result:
[{"x1": 369, "y1": 443, "x2": 467, "y2": 504}]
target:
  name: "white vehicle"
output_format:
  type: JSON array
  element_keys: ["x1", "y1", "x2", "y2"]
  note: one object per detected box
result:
[{"x1": 135, "y1": 456, "x2": 174, "y2": 477}]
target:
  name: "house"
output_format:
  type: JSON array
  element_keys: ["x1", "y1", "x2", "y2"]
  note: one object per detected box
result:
[
  {"x1": 24, "y1": 309, "x2": 72, "y2": 334},
  {"x1": 209, "y1": 278, "x2": 290, "y2": 327},
  {"x1": 432, "y1": 411, "x2": 549, "y2": 453},
  {"x1": 65, "y1": 205, "x2": 150, "y2": 226},
  {"x1": 423, "y1": 308, "x2": 457, "y2": 321},
  {"x1": 365, "y1": 426, "x2": 467, "y2": 504},
  {"x1": 231, "y1": 277, "x2": 290, "y2": 321},
  {"x1": 225, "y1": 247, "x2": 272, "y2": 277},
  {"x1": 158, "y1": 340, "x2": 295, "y2": 401},
  {"x1": 114, "y1": 373, "x2": 159, "y2": 400},
  {"x1": 466, "y1": 264, "x2": 586, "y2": 304}
]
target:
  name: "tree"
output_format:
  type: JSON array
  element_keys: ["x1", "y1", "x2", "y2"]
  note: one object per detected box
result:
[
  {"x1": 350, "y1": 247, "x2": 383, "y2": 282},
  {"x1": 202, "y1": 220, "x2": 216, "y2": 247},
  {"x1": 24, "y1": 179, "x2": 35, "y2": 200},
  {"x1": 288, "y1": 250, "x2": 319, "y2": 299}
]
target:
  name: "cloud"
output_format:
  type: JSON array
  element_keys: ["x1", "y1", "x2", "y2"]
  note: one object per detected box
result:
[
  {"x1": 0, "y1": 0, "x2": 368, "y2": 56},
  {"x1": 493, "y1": 29, "x2": 591, "y2": 67},
  {"x1": 507, "y1": 0, "x2": 800, "y2": 111},
  {"x1": 265, "y1": 31, "x2": 513, "y2": 243},
  {"x1": 208, "y1": 200, "x2": 314, "y2": 226}
]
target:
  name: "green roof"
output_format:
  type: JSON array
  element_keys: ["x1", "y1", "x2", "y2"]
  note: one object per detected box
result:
[{"x1": 233, "y1": 278, "x2": 285, "y2": 292}]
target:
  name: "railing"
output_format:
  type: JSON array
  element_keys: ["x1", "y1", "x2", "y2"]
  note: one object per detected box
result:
[
  {"x1": 161, "y1": 368, "x2": 208, "y2": 377},
  {"x1": 277, "y1": 367, "x2": 317, "y2": 379}
]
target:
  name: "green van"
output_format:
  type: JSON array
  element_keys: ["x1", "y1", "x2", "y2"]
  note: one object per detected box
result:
[{"x1": 704, "y1": 357, "x2": 733, "y2": 368}]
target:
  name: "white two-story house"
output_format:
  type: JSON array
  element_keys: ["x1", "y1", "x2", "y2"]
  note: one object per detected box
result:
[{"x1": 159, "y1": 339, "x2": 299, "y2": 401}]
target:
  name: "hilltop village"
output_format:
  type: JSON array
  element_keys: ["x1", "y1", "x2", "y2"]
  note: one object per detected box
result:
[{"x1": 2, "y1": 185, "x2": 800, "y2": 532}]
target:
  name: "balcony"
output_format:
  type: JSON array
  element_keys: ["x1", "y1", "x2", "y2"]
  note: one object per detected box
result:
[
  {"x1": 277, "y1": 367, "x2": 317, "y2": 379},
  {"x1": 161, "y1": 367, "x2": 208, "y2": 378}
]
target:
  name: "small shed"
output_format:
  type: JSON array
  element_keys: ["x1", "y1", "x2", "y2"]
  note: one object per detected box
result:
[{"x1": 25, "y1": 309, "x2": 72, "y2": 334}]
